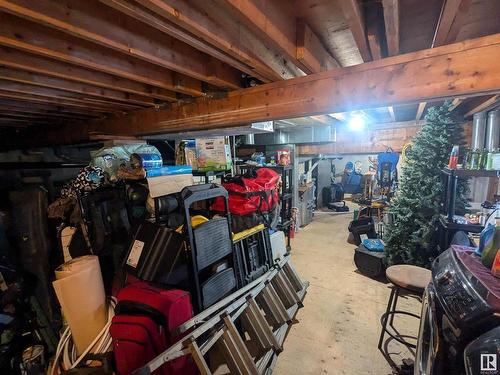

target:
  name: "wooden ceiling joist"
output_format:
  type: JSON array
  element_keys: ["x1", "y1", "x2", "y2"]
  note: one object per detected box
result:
[
  {"x1": 0, "y1": 0, "x2": 242, "y2": 90},
  {"x1": 382, "y1": 0, "x2": 400, "y2": 56},
  {"x1": 0, "y1": 13, "x2": 203, "y2": 97},
  {"x1": 415, "y1": 102, "x2": 427, "y2": 121},
  {"x1": 81, "y1": 34, "x2": 500, "y2": 137},
  {"x1": 0, "y1": 80, "x2": 143, "y2": 111},
  {"x1": 0, "y1": 47, "x2": 177, "y2": 102},
  {"x1": 0, "y1": 110, "x2": 89, "y2": 122},
  {"x1": 296, "y1": 19, "x2": 339, "y2": 73},
  {"x1": 0, "y1": 90, "x2": 115, "y2": 114},
  {"x1": 218, "y1": 0, "x2": 337, "y2": 74},
  {"x1": 339, "y1": 0, "x2": 372, "y2": 62},
  {"x1": 365, "y1": 3, "x2": 385, "y2": 60},
  {"x1": 464, "y1": 94, "x2": 500, "y2": 117},
  {"x1": 100, "y1": 0, "x2": 283, "y2": 83},
  {"x1": 432, "y1": 0, "x2": 472, "y2": 47},
  {"x1": 0, "y1": 99, "x2": 102, "y2": 118},
  {"x1": 0, "y1": 67, "x2": 155, "y2": 107}
]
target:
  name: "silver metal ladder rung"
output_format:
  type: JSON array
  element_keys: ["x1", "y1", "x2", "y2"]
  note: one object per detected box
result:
[{"x1": 132, "y1": 259, "x2": 308, "y2": 375}]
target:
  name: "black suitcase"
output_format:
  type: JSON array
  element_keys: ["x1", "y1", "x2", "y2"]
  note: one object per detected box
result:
[
  {"x1": 354, "y1": 245, "x2": 386, "y2": 278},
  {"x1": 9, "y1": 187, "x2": 58, "y2": 326}
]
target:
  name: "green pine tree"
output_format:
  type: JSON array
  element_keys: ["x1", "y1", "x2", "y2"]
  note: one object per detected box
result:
[{"x1": 384, "y1": 101, "x2": 469, "y2": 267}]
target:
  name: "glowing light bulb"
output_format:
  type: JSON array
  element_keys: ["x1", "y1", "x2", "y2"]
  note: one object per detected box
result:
[{"x1": 348, "y1": 116, "x2": 365, "y2": 131}]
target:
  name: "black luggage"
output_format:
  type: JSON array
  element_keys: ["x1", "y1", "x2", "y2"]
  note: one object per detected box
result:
[
  {"x1": 348, "y1": 217, "x2": 377, "y2": 246},
  {"x1": 354, "y1": 244, "x2": 386, "y2": 278},
  {"x1": 9, "y1": 187, "x2": 60, "y2": 339}
]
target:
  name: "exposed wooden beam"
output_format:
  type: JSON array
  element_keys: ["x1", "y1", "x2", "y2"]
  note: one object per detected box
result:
[
  {"x1": 0, "y1": 99, "x2": 101, "y2": 118},
  {"x1": 387, "y1": 106, "x2": 396, "y2": 122},
  {"x1": 382, "y1": 0, "x2": 399, "y2": 56},
  {"x1": 0, "y1": 112, "x2": 62, "y2": 123},
  {"x1": 464, "y1": 95, "x2": 500, "y2": 117},
  {"x1": 0, "y1": 0, "x2": 242, "y2": 90},
  {"x1": 366, "y1": 3, "x2": 385, "y2": 60},
  {"x1": 449, "y1": 97, "x2": 464, "y2": 111},
  {"x1": 12, "y1": 34, "x2": 500, "y2": 146},
  {"x1": 339, "y1": 0, "x2": 372, "y2": 62},
  {"x1": 0, "y1": 67, "x2": 154, "y2": 107},
  {"x1": 218, "y1": 0, "x2": 335, "y2": 74},
  {"x1": 0, "y1": 111, "x2": 78, "y2": 122},
  {"x1": 0, "y1": 80, "x2": 142, "y2": 111},
  {"x1": 415, "y1": 102, "x2": 427, "y2": 121},
  {"x1": 0, "y1": 13, "x2": 203, "y2": 96},
  {"x1": 0, "y1": 47, "x2": 177, "y2": 102},
  {"x1": 298, "y1": 120, "x2": 425, "y2": 154},
  {"x1": 100, "y1": 0, "x2": 281, "y2": 83},
  {"x1": 432, "y1": 0, "x2": 472, "y2": 47},
  {"x1": 296, "y1": 19, "x2": 339, "y2": 72},
  {"x1": 0, "y1": 91, "x2": 115, "y2": 114},
  {"x1": 87, "y1": 34, "x2": 500, "y2": 137}
]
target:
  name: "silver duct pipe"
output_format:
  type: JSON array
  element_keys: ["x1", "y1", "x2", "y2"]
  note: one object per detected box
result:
[
  {"x1": 471, "y1": 112, "x2": 487, "y2": 150},
  {"x1": 244, "y1": 134, "x2": 255, "y2": 145},
  {"x1": 485, "y1": 109, "x2": 500, "y2": 151}
]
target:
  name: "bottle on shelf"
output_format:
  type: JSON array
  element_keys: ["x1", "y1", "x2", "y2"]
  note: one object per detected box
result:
[
  {"x1": 478, "y1": 148, "x2": 488, "y2": 170},
  {"x1": 469, "y1": 149, "x2": 480, "y2": 170},
  {"x1": 448, "y1": 145, "x2": 459, "y2": 169}
]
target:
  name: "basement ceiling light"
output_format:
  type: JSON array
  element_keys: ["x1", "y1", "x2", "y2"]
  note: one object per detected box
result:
[{"x1": 348, "y1": 115, "x2": 365, "y2": 131}]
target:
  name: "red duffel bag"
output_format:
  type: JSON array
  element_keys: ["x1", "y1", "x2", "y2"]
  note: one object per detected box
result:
[
  {"x1": 110, "y1": 282, "x2": 197, "y2": 375},
  {"x1": 212, "y1": 168, "x2": 280, "y2": 231}
]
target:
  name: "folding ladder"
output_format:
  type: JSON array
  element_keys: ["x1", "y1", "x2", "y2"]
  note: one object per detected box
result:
[{"x1": 132, "y1": 256, "x2": 308, "y2": 375}]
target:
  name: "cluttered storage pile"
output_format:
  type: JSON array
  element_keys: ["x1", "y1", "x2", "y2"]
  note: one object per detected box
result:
[{"x1": 1, "y1": 142, "x2": 307, "y2": 375}]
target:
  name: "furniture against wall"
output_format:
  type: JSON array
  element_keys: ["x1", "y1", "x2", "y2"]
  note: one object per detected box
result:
[{"x1": 438, "y1": 167, "x2": 499, "y2": 251}]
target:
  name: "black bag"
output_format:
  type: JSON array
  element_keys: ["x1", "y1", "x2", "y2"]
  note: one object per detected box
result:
[{"x1": 9, "y1": 187, "x2": 58, "y2": 327}]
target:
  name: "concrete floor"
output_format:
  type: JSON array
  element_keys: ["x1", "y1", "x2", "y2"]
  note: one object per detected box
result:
[{"x1": 274, "y1": 211, "x2": 422, "y2": 375}]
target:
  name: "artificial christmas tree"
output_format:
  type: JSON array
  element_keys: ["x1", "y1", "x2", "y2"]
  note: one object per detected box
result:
[{"x1": 384, "y1": 101, "x2": 469, "y2": 267}]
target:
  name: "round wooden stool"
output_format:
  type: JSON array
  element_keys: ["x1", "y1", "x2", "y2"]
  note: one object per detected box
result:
[{"x1": 378, "y1": 265, "x2": 431, "y2": 362}]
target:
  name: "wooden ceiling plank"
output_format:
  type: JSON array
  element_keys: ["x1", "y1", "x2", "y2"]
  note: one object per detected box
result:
[
  {"x1": 0, "y1": 99, "x2": 102, "y2": 118},
  {"x1": 448, "y1": 97, "x2": 464, "y2": 111},
  {"x1": 366, "y1": 5, "x2": 384, "y2": 60},
  {"x1": 464, "y1": 95, "x2": 500, "y2": 117},
  {"x1": 339, "y1": 0, "x2": 373, "y2": 62},
  {"x1": 135, "y1": 0, "x2": 302, "y2": 80},
  {"x1": 0, "y1": 112, "x2": 62, "y2": 123},
  {"x1": 99, "y1": 0, "x2": 279, "y2": 83},
  {"x1": 218, "y1": 0, "x2": 336, "y2": 74},
  {"x1": 218, "y1": 0, "x2": 309, "y2": 73},
  {"x1": 0, "y1": 47, "x2": 177, "y2": 102},
  {"x1": 0, "y1": 99, "x2": 100, "y2": 118},
  {"x1": 84, "y1": 33, "x2": 500, "y2": 137},
  {"x1": 0, "y1": 80, "x2": 144, "y2": 111},
  {"x1": 0, "y1": 67, "x2": 154, "y2": 107},
  {"x1": 382, "y1": 0, "x2": 399, "y2": 56},
  {"x1": 0, "y1": 110, "x2": 87, "y2": 122},
  {"x1": 0, "y1": 13, "x2": 203, "y2": 96},
  {"x1": 0, "y1": 91, "x2": 116, "y2": 114},
  {"x1": 415, "y1": 102, "x2": 427, "y2": 121},
  {"x1": 0, "y1": 0, "x2": 242, "y2": 90},
  {"x1": 297, "y1": 19, "x2": 340, "y2": 73},
  {"x1": 432, "y1": 0, "x2": 473, "y2": 47}
]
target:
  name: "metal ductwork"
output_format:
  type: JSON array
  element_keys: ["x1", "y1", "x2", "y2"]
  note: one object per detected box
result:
[
  {"x1": 485, "y1": 109, "x2": 500, "y2": 151},
  {"x1": 471, "y1": 112, "x2": 487, "y2": 150}
]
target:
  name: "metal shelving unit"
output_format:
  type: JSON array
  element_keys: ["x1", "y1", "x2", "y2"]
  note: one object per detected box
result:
[{"x1": 238, "y1": 164, "x2": 293, "y2": 251}]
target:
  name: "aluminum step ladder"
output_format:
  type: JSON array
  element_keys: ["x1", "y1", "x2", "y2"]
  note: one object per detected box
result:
[{"x1": 133, "y1": 256, "x2": 308, "y2": 375}]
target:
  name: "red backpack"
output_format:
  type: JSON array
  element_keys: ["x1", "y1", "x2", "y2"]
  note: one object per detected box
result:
[{"x1": 110, "y1": 282, "x2": 197, "y2": 375}]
